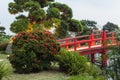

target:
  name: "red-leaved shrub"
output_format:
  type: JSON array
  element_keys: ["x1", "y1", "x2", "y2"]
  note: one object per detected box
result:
[{"x1": 9, "y1": 30, "x2": 60, "y2": 73}]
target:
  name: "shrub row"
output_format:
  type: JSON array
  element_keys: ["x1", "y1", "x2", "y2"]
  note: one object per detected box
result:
[{"x1": 8, "y1": 30, "x2": 105, "y2": 80}]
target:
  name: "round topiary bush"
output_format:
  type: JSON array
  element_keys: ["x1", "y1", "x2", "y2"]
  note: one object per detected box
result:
[
  {"x1": 0, "y1": 42, "x2": 8, "y2": 51},
  {"x1": 9, "y1": 30, "x2": 60, "y2": 73},
  {"x1": 0, "y1": 36, "x2": 10, "y2": 51}
]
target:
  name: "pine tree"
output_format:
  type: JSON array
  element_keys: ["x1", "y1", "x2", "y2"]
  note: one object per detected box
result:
[{"x1": 8, "y1": 0, "x2": 83, "y2": 38}]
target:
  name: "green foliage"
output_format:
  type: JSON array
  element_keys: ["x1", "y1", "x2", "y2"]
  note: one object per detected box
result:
[
  {"x1": 0, "y1": 42, "x2": 8, "y2": 51},
  {"x1": 8, "y1": 0, "x2": 84, "y2": 38},
  {"x1": 55, "y1": 48, "x2": 104, "y2": 79},
  {"x1": 0, "y1": 35, "x2": 10, "y2": 51},
  {"x1": 54, "y1": 21, "x2": 69, "y2": 39},
  {"x1": 0, "y1": 26, "x2": 5, "y2": 32},
  {"x1": 106, "y1": 46, "x2": 120, "y2": 80},
  {"x1": 0, "y1": 37, "x2": 9, "y2": 45},
  {"x1": 47, "y1": 7, "x2": 61, "y2": 19},
  {"x1": 85, "y1": 63, "x2": 103, "y2": 77},
  {"x1": 55, "y1": 49, "x2": 88, "y2": 75},
  {"x1": 24, "y1": 1, "x2": 41, "y2": 12},
  {"x1": 67, "y1": 74, "x2": 105, "y2": 80},
  {"x1": 0, "y1": 26, "x2": 6, "y2": 36},
  {"x1": 10, "y1": 19, "x2": 29, "y2": 33},
  {"x1": 103, "y1": 22, "x2": 119, "y2": 32},
  {"x1": 77, "y1": 20, "x2": 98, "y2": 36},
  {"x1": 32, "y1": 24, "x2": 43, "y2": 30},
  {"x1": 31, "y1": 9, "x2": 46, "y2": 20},
  {"x1": 115, "y1": 29, "x2": 120, "y2": 41},
  {"x1": 9, "y1": 30, "x2": 60, "y2": 73},
  {"x1": 36, "y1": 0, "x2": 55, "y2": 8},
  {"x1": 81, "y1": 20, "x2": 98, "y2": 30},
  {"x1": 68, "y1": 19, "x2": 83, "y2": 32},
  {"x1": 16, "y1": 15, "x2": 27, "y2": 20},
  {"x1": 49, "y1": 2, "x2": 73, "y2": 20},
  {"x1": 106, "y1": 29, "x2": 120, "y2": 80},
  {"x1": 8, "y1": 2, "x2": 22, "y2": 14},
  {"x1": 24, "y1": 1, "x2": 46, "y2": 20},
  {"x1": 0, "y1": 62, "x2": 12, "y2": 80}
]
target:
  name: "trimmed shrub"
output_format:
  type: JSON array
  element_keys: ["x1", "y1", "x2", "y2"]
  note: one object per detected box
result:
[
  {"x1": 0, "y1": 42, "x2": 8, "y2": 51},
  {"x1": 0, "y1": 35, "x2": 10, "y2": 51},
  {"x1": 0, "y1": 36, "x2": 10, "y2": 44},
  {"x1": 9, "y1": 30, "x2": 60, "y2": 73},
  {"x1": 55, "y1": 49, "x2": 88, "y2": 75}
]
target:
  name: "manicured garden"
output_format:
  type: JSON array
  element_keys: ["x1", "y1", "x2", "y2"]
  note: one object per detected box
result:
[
  {"x1": 0, "y1": 52, "x2": 66, "y2": 80},
  {"x1": 1, "y1": 0, "x2": 120, "y2": 80},
  {"x1": 0, "y1": 50, "x2": 105, "y2": 80},
  {"x1": 1, "y1": 28, "x2": 120, "y2": 80},
  {"x1": 0, "y1": 30, "x2": 105, "y2": 80}
]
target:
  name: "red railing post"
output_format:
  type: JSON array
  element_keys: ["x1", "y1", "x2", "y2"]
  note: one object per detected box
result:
[
  {"x1": 66, "y1": 38, "x2": 69, "y2": 49},
  {"x1": 91, "y1": 33, "x2": 95, "y2": 46},
  {"x1": 73, "y1": 37, "x2": 77, "y2": 51},
  {"x1": 112, "y1": 32, "x2": 115, "y2": 44},
  {"x1": 78, "y1": 41, "x2": 81, "y2": 48},
  {"x1": 89, "y1": 33, "x2": 95, "y2": 48},
  {"x1": 89, "y1": 35, "x2": 91, "y2": 48},
  {"x1": 102, "y1": 30, "x2": 107, "y2": 46}
]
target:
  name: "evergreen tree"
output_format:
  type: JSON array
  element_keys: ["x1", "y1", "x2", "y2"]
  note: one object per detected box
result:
[
  {"x1": 103, "y1": 22, "x2": 119, "y2": 32},
  {"x1": 0, "y1": 26, "x2": 6, "y2": 36},
  {"x1": 8, "y1": 0, "x2": 83, "y2": 38}
]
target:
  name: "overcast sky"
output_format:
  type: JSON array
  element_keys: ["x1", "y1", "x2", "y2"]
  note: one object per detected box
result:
[{"x1": 0, "y1": 0, "x2": 120, "y2": 35}]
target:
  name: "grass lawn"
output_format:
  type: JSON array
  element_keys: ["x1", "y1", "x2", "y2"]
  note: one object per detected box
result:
[
  {"x1": 5, "y1": 71, "x2": 66, "y2": 80},
  {"x1": 0, "y1": 52, "x2": 67, "y2": 80}
]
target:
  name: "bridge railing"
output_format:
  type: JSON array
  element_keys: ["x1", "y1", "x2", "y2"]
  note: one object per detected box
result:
[{"x1": 57, "y1": 31, "x2": 116, "y2": 52}]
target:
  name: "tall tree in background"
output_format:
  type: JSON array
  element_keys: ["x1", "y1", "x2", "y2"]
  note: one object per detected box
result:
[
  {"x1": 8, "y1": 0, "x2": 83, "y2": 38},
  {"x1": 103, "y1": 22, "x2": 119, "y2": 32},
  {"x1": 0, "y1": 26, "x2": 6, "y2": 36},
  {"x1": 81, "y1": 20, "x2": 98, "y2": 30},
  {"x1": 0, "y1": 26, "x2": 10, "y2": 45},
  {"x1": 77, "y1": 20, "x2": 98, "y2": 35}
]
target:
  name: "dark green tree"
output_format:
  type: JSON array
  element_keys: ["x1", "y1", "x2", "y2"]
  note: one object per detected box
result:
[
  {"x1": 8, "y1": 0, "x2": 83, "y2": 38},
  {"x1": 0, "y1": 26, "x2": 6, "y2": 36},
  {"x1": 0, "y1": 26, "x2": 10, "y2": 46},
  {"x1": 77, "y1": 20, "x2": 98, "y2": 36},
  {"x1": 106, "y1": 45, "x2": 120, "y2": 80},
  {"x1": 81, "y1": 20, "x2": 98, "y2": 30},
  {"x1": 103, "y1": 22, "x2": 119, "y2": 32},
  {"x1": 106, "y1": 30, "x2": 120, "y2": 80}
]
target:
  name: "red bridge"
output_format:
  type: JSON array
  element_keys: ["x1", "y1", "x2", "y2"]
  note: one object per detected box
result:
[{"x1": 57, "y1": 30, "x2": 117, "y2": 66}]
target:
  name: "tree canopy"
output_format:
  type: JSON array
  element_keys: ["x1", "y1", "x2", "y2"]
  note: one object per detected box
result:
[
  {"x1": 76, "y1": 20, "x2": 98, "y2": 35},
  {"x1": 103, "y1": 22, "x2": 119, "y2": 32},
  {"x1": 81, "y1": 20, "x2": 98, "y2": 30},
  {"x1": 8, "y1": 0, "x2": 83, "y2": 38},
  {"x1": 0, "y1": 26, "x2": 6, "y2": 36}
]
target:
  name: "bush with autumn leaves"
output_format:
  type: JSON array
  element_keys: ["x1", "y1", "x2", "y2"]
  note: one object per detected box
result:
[{"x1": 9, "y1": 30, "x2": 60, "y2": 73}]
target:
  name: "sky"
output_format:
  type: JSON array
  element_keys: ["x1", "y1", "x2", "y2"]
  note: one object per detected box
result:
[{"x1": 0, "y1": 0, "x2": 120, "y2": 35}]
